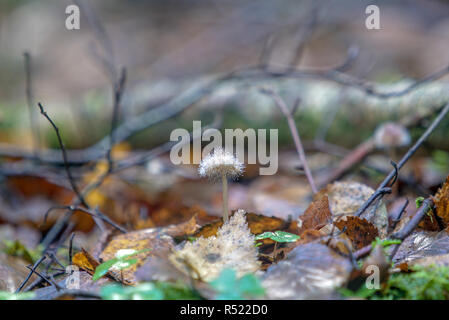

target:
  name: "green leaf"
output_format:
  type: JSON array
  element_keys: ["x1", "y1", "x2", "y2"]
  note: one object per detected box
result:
[
  {"x1": 371, "y1": 237, "x2": 401, "y2": 249},
  {"x1": 92, "y1": 248, "x2": 150, "y2": 281},
  {"x1": 92, "y1": 258, "x2": 119, "y2": 281},
  {"x1": 255, "y1": 231, "x2": 300, "y2": 243},
  {"x1": 415, "y1": 196, "x2": 425, "y2": 208}
]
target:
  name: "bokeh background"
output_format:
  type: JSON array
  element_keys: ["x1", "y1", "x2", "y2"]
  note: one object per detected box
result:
[{"x1": 1, "y1": 0, "x2": 449, "y2": 149}]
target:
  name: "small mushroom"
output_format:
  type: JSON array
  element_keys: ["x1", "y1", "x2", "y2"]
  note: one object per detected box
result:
[
  {"x1": 198, "y1": 147, "x2": 244, "y2": 222},
  {"x1": 374, "y1": 122, "x2": 411, "y2": 150},
  {"x1": 374, "y1": 122, "x2": 411, "y2": 160}
]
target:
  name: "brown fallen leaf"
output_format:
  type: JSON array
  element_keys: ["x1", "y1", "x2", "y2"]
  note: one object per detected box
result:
[
  {"x1": 297, "y1": 229, "x2": 326, "y2": 245},
  {"x1": 327, "y1": 181, "x2": 389, "y2": 237},
  {"x1": 297, "y1": 194, "x2": 332, "y2": 234},
  {"x1": 72, "y1": 248, "x2": 100, "y2": 275},
  {"x1": 433, "y1": 175, "x2": 449, "y2": 227},
  {"x1": 335, "y1": 216, "x2": 379, "y2": 250},
  {"x1": 418, "y1": 208, "x2": 440, "y2": 231},
  {"x1": 325, "y1": 232, "x2": 354, "y2": 256},
  {"x1": 98, "y1": 216, "x2": 199, "y2": 284}
]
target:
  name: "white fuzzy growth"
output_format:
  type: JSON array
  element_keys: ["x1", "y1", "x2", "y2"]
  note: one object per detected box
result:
[
  {"x1": 374, "y1": 122, "x2": 411, "y2": 148},
  {"x1": 169, "y1": 209, "x2": 260, "y2": 281},
  {"x1": 198, "y1": 147, "x2": 244, "y2": 180}
]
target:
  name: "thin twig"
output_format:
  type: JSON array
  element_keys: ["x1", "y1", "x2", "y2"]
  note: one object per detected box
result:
[
  {"x1": 355, "y1": 102, "x2": 449, "y2": 217},
  {"x1": 37, "y1": 103, "x2": 88, "y2": 207},
  {"x1": 106, "y1": 68, "x2": 127, "y2": 171},
  {"x1": 391, "y1": 198, "x2": 434, "y2": 241},
  {"x1": 260, "y1": 88, "x2": 317, "y2": 193},
  {"x1": 23, "y1": 52, "x2": 40, "y2": 159},
  {"x1": 43, "y1": 205, "x2": 126, "y2": 233},
  {"x1": 25, "y1": 266, "x2": 62, "y2": 291},
  {"x1": 69, "y1": 233, "x2": 76, "y2": 264},
  {"x1": 16, "y1": 256, "x2": 46, "y2": 293},
  {"x1": 354, "y1": 198, "x2": 434, "y2": 260},
  {"x1": 389, "y1": 198, "x2": 409, "y2": 234}
]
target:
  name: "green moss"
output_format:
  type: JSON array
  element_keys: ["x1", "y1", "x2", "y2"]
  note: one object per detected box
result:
[
  {"x1": 342, "y1": 265, "x2": 449, "y2": 300},
  {"x1": 100, "y1": 281, "x2": 202, "y2": 300}
]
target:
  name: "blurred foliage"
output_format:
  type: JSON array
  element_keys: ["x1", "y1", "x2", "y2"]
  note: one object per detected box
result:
[
  {"x1": 100, "y1": 281, "x2": 202, "y2": 300},
  {"x1": 342, "y1": 265, "x2": 449, "y2": 300},
  {"x1": 431, "y1": 150, "x2": 449, "y2": 174},
  {"x1": 0, "y1": 291, "x2": 35, "y2": 300},
  {"x1": 1, "y1": 240, "x2": 42, "y2": 264},
  {"x1": 209, "y1": 269, "x2": 265, "y2": 300}
]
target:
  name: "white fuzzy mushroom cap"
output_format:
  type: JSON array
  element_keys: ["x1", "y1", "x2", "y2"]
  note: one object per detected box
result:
[
  {"x1": 374, "y1": 122, "x2": 411, "y2": 149},
  {"x1": 198, "y1": 147, "x2": 244, "y2": 180}
]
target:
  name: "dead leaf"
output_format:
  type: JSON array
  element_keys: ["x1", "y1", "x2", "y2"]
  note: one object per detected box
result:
[
  {"x1": 418, "y1": 208, "x2": 440, "y2": 231},
  {"x1": 262, "y1": 243, "x2": 353, "y2": 299},
  {"x1": 297, "y1": 195, "x2": 332, "y2": 234},
  {"x1": 327, "y1": 181, "x2": 389, "y2": 237},
  {"x1": 72, "y1": 249, "x2": 100, "y2": 274},
  {"x1": 297, "y1": 229, "x2": 326, "y2": 245},
  {"x1": 335, "y1": 216, "x2": 379, "y2": 250},
  {"x1": 98, "y1": 216, "x2": 199, "y2": 284},
  {"x1": 393, "y1": 229, "x2": 449, "y2": 264},
  {"x1": 433, "y1": 175, "x2": 449, "y2": 227}
]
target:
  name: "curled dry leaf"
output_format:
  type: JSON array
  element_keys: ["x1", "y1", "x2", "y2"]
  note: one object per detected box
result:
[
  {"x1": 334, "y1": 216, "x2": 379, "y2": 250},
  {"x1": 72, "y1": 249, "x2": 99, "y2": 275},
  {"x1": 262, "y1": 243, "x2": 353, "y2": 299},
  {"x1": 297, "y1": 194, "x2": 332, "y2": 235},
  {"x1": 433, "y1": 175, "x2": 449, "y2": 227},
  {"x1": 327, "y1": 181, "x2": 388, "y2": 238},
  {"x1": 393, "y1": 229, "x2": 449, "y2": 265}
]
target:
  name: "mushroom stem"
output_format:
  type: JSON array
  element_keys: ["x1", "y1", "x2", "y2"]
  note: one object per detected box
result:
[{"x1": 222, "y1": 172, "x2": 229, "y2": 222}]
